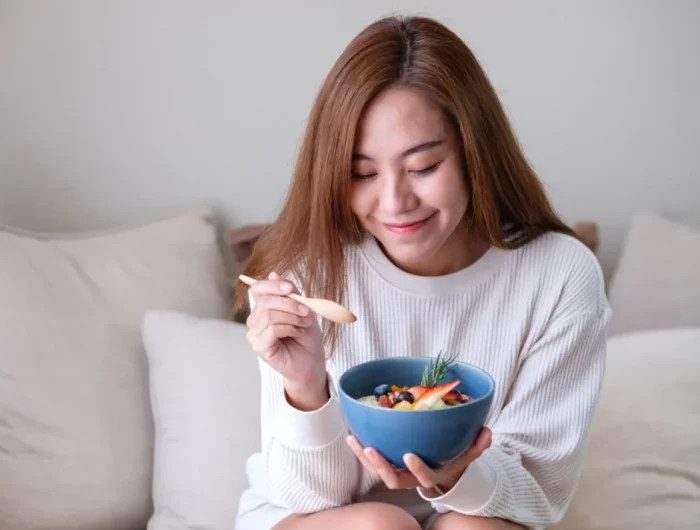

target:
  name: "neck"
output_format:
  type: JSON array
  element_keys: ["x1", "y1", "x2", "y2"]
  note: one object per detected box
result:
[{"x1": 379, "y1": 223, "x2": 490, "y2": 277}]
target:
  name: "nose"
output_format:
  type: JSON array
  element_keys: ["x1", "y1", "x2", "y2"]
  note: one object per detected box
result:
[{"x1": 379, "y1": 172, "x2": 418, "y2": 215}]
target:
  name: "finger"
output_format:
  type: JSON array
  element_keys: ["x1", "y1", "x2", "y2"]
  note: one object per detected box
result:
[
  {"x1": 247, "y1": 324, "x2": 305, "y2": 355},
  {"x1": 254, "y1": 293, "x2": 310, "y2": 317},
  {"x1": 402, "y1": 453, "x2": 437, "y2": 489},
  {"x1": 346, "y1": 436, "x2": 380, "y2": 478},
  {"x1": 250, "y1": 289, "x2": 309, "y2": 315},
  {"x1": 472, "y1": 427, "x2": 492, "y2": 453},
  {"x1": 248, "y1": 272, "x2": 299, "y2": 298},
  {"x1": 248, "y1": 322, "x2": 305, "y2": 347},
  {"x1": 246, "y1": 295, "x2": 313, "y2": 327},
  {"x1": 364, "y1": 447, "x2": 407, "y2": 489},
  {"x1": 248, "y1": 312, "x2": 313, "y2": 338},
  {"x1": 457, "y1": 427, "x2": 493, "y2": 465},
  {"x1": 248, "y1": 306, "x2": 314, "y2": 337}
]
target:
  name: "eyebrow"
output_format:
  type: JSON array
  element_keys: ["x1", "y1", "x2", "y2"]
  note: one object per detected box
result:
[{"x1": 352, "y1": 139, "x2": 445, "y2": 161}]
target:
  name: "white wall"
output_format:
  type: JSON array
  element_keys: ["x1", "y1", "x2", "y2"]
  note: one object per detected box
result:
[{"x1": 0, "y1": 0, "x2": 698, "y2": 276}]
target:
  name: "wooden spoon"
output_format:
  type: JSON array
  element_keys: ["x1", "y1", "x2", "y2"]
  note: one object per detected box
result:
[{"x1": 238, "y1": 274, "x2": 357, "y2": 324}]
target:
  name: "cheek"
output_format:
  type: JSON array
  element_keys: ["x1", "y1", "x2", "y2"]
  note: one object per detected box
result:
[
  {"x1": 452, "y1": 177, "x2": 469, "y2": 209},
  {"x1": 421, "y1": 170, "x2": 468, "y2": 211},
  {"x1": 349, "y1": 182, "x2": 370, "y2": 216}
]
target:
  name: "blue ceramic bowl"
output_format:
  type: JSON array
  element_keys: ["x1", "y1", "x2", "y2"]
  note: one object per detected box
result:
[{"x1": 338, "y1": 357, "x2": 494, "y2": 469}]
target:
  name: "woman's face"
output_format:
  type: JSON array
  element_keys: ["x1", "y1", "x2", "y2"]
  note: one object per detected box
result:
[{"x1": 350, "y1": 86, "x2": 471, "y2": 276}]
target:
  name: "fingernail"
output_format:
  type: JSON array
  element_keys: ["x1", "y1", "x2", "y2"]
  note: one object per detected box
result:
[
  {"x1": 298, "y1": 305, "x2": 309, "y2": 315},
  {"x1": 280, "y1": 282, "x2": 291, "y2": 293}
]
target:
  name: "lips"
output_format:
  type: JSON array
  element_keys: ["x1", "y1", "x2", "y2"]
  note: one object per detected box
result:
[{"x1": 382, "y1": 213, "x2": 435, "y2": 235}]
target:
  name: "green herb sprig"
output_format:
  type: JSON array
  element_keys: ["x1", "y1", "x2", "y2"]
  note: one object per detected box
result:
[{"x1": 420, "y1": 350, "x2": 458, "y2": 387}]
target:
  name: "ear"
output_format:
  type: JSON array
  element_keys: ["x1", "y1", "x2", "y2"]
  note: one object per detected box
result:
[
  {"x1": 226, "y1": 223, "x2": 270, "y2": 272},
  {"x1": 572, "y1": 221, "x2": 600, "y2": 253}
]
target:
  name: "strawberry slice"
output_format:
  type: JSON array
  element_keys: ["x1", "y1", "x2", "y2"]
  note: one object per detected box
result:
[
  {"x1": 408, "y1": 386, "x2": 429, "y2": 400},
  {"x1": 412, "y1": 380, "x2": 461, "y2": 410}
]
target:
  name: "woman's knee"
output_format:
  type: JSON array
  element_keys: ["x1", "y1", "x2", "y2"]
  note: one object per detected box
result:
[
  {"x1": 274, "y1": 501, "x2": 421, "y2": 530},
  {"x1": 430, "y1": 512, "x2": 525, "y2": 530},
  {"x1": 354, "y1": 502, "x2": 422, "y2": 530}
]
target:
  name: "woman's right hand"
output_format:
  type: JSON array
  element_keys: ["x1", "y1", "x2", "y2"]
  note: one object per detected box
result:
[{"x1": 245, "y1": 272, "x2": 328, "y2": 409}]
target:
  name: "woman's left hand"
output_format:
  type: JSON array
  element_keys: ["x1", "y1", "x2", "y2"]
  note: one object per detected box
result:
[{"x1": 346, "y1": 427, "x2": 492, "y2": 493}]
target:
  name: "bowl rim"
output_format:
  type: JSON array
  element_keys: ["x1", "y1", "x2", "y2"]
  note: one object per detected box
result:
[{"x1": 337, "y1": 356, "x2": 495, "y2": 413}]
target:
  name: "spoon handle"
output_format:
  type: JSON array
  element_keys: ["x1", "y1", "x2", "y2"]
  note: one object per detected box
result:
[
  {"x1": 238, "y1": 274, "x2": 313, "y2": 305},
  {"x1": 237, "y1": 274, "x2": 357, "y2": 324},
  {"x1": 238, "y1": 274, "x2": 260, "y2": 287}
]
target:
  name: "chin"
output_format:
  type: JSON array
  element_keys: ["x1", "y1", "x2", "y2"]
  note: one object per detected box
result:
[{"x1": 378, "y1": 237, "x2": 443, "y2": 266}]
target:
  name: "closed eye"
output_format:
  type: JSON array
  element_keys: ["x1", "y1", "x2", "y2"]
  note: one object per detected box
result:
[
  {"x1": 411, "y1": 163, "x2": 440, "y2": 176},
  {"x1": 352, "y1": 162, "x2": 441, "y2": 180},
  {"x1": 351, "y1": 172, "x2": 377, "y2": 181}
]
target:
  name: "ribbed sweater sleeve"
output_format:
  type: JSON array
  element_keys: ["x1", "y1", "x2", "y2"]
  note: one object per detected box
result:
[
  {"x1": 417, "y1": 310, "x2": 610, "y2": 529},
  {"x1": 248, "y1": 292, "x2": 376, "y2": 514}
]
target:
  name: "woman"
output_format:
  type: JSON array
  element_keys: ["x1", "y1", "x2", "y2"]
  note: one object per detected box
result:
[{"x1": 234, "y1": 14, "x2": 610, "y2": 530}]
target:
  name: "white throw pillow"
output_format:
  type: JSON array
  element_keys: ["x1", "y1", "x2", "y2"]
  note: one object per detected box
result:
[
  {"x1": 554, "y1": 327, "x2": 700, "y2": 530},
  {"x1": 142, "y1": 310, "x2": 261, "y2": 530},
  {"x1": 0, "y1": 212, "x2": 231, "y2": 530},
  {"x1": 607, "y1": 213, "x2": 700, "y2": 336}
]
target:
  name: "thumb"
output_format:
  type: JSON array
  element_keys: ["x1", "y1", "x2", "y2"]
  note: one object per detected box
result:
[{"x1": 268, "y1": 271, "x2": 301, "y2": 295}]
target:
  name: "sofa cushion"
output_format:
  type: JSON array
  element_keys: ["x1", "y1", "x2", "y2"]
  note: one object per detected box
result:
[
  {"x1": 607, "y1": 213, "x2": 700, "y2": 336},
  {"x1": 0, "y1": 212, "x2": 231, "y2": 530},
  {"x1": 554, "y1": 327, "x2": 700, "y2": 530},
  {"x1": 142, "y1": 310, "x2": 260, "y2": 529}
]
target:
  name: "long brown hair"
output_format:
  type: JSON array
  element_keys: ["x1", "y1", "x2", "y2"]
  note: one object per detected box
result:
[{"x1": 234, "y1": 15, "x2": 575, "y2": 352}]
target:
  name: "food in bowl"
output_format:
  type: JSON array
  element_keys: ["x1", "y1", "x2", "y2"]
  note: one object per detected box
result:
[
  {"x1": 357, "y1": 381, "x2": 472, "y2": 410},
  {"x1": 338, "y1": 352, "x2": 495, "y2": 469},
  {"x1": 357, "y1": 352, "x2": 472, "y2": 410}
]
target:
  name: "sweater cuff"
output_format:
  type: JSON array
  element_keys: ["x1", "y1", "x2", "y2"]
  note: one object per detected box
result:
[
  {"x1": 273, "y1": 373, "x2": 346, "y2": 450},
  {"x1": 417, "y1": 457, "x2": 498, "y2": 513}
]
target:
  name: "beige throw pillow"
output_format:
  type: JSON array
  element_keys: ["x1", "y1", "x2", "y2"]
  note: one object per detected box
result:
[
  {"x1": 142, "y1": 310, "x2": 261, "y2": 529},
  {"x1": 607, "y1": 213, "x2": 700, "y2": 336},
  {"x1": 0, "y1": 212, "x2": 231, "y2": 530},
  {"x1": 554, "y1": 327, "x2": 700, "y2": 530}
]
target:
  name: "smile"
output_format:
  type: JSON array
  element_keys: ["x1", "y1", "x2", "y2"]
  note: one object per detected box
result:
[{"x1": 382, "y1": 213, "x2": 436, "y2": 235}]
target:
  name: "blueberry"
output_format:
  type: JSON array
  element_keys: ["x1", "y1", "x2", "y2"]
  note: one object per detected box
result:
[
  {"x1": 373, "y1": 384, "x2": 391, "y2": 398},
  {"x1": 396, "y1": 391, "x2": 414, "y2": 404}
]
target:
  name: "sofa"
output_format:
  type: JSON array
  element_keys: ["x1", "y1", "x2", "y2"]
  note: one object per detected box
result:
[{"x1": 1, "y1": 210, "x2": 698, "y2": 529}]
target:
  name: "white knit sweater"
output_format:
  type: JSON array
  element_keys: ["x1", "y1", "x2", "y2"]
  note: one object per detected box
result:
[{"x1": 239, "y1": 232, "x2": 611, "y2": 529}]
